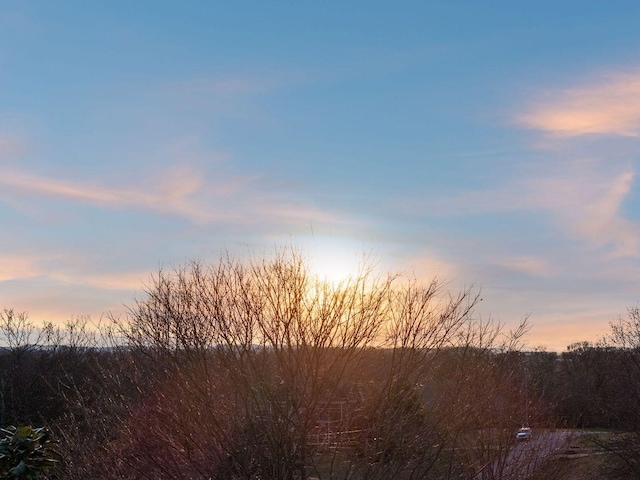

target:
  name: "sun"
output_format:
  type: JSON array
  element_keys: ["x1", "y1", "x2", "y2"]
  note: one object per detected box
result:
[{"x1": 305, "y1": 237, "x2": 363, "y2": 285}]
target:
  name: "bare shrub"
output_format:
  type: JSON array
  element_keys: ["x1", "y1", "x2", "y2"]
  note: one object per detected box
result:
[
  {"x1": 102, "y1": 249, "x2": 539, "y2": 479},
  {"x1": 1, "y1": 248, "x2": 555, "y2": 479}
]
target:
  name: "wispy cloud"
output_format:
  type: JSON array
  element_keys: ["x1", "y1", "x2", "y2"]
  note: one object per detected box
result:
[
  {"x1": 524, "y1": 164, "x2": 638, "y2": 242},
  {"x1": 0, "y1": 254, "x2": 43, "y2": 282},
  {"x1": 573, "y1": 170, "x2": 639, "y2": 256},
  {"x1": 398, "y1": 250, "x2": 460, "y2": 282},
  {"x1": 513, "y1": 65, "x2": 640, "y2": 255},
  {"x1": 0, "y1": 253, "x2": 146, "y2": 292},
  {"x1": 257, "y1": 202, "x2": 349, "y2": 226},
  {"x1": 0, "y1": 167, "x2": 219, "y2": 223},
  {"x1": 500, "y1": 255, "x2": 554, "y2": 277},
  {"x1": 400, "y1": 158, "x2": 638, "y2": 257},
  {"x1": 421, "y1": 66, "x2": 640, "y2": 257},
  {"x1": 0, "y1": 164, "x2": 354, "y2": 230},
  {"x1": 494, "y1": 166, "x2": 636, "y2": 256},
  {"x1": 519, "y1": 70, "x2": 640, "y2": 137},
  {"x1": 51, "y1": 271, "x2": 149, "y2": 292},
  {"x1": 4, "y1": 171, "x2": 160, "y2": 206}
]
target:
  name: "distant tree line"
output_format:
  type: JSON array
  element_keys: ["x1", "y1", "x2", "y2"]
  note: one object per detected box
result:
[{"x1": 0, "y1": 249, "x2": 638, "y2": 479}]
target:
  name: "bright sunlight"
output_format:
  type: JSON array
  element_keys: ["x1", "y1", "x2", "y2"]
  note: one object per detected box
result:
[{"x1": 305, "y1": 237, "x2": 364, "y2": 285}]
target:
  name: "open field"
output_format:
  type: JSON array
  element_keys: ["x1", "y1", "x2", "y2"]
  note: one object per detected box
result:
[{"x1": 531, "y1": 431, "x2": 630, "y2": 480}]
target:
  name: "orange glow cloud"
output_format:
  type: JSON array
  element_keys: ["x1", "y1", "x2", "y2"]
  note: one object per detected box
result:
[
  {"x1": 528, "y1": 310, "x2": 613, "y2": 351},
  {"x1": 519, "y1": 70, "x2": 640, "y2": 136}
]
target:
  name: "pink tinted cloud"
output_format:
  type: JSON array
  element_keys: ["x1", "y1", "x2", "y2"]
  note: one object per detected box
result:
[
  {"x1": 519, "y1": 167, "x2": 639, "y2": 256},
  {"x1": 0, "y1": 166, "x2": 352, "y2": 230},
  {"x1": 0, "y1": 165, "x2": 257, "y2": 224},
  {"x1": 257, "y1": 202, "x2": 355, "y2": 227},
  {"x1": 500, "y1": 256, "x2": 554, "y2": 277},
  {"x1": 0, "y1": 250, "x2": 143, "y2": 291},
  {"x1": 3, "y1": 171, "x2": 154, "y2": 206},
  {"x1": 576, "y1": 171, "x2": 639, "y2": 256},
  {"x1": 397, "y1": 250, "x2": 459, "y2": 283},
  {"x1": 519, "y1": 70, "x2": 640, "y2": 137},
  {"x1": 50, "y1": 271, "x2": 149, "y2": 292},
  {"x1": 0, "y1": 254, "x2": 42, "y2": 282},
  {"x1": 410, "y1": 163, "x2": 638, "y2": 257}
]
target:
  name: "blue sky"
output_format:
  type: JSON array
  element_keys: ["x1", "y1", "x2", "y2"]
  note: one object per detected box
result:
[{"x1": 2, "y1": 2, "x2": 640, "y2": 350}]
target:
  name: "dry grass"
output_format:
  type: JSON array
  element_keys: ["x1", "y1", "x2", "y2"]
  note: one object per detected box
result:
[{"x1": 531, "y1": 432, "x2": 624, "y2": 480}]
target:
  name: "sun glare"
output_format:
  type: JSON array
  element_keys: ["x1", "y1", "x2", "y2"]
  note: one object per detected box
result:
[{"x1": 305, "y1": 238, "x2": 363, "y2": 285}]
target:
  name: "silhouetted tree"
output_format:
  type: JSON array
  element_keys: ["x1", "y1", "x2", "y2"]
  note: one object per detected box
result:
[{"x1": 0, "y1": 248, "x2": 563, "y2": 479}]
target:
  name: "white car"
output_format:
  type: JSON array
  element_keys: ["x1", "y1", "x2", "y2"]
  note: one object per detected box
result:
[{"x1": 515, "y1": 427, "x2": 532, "y2": 441}]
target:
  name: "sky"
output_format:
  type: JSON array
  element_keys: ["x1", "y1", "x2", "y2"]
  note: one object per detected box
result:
[{"x1": 2, "y1": 1, "x2": 640, "y2": 351}]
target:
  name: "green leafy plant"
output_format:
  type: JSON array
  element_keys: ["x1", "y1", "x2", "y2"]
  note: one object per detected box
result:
[{"x1": 0, "y1": 426, "x2": 60, "y2": 479}]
